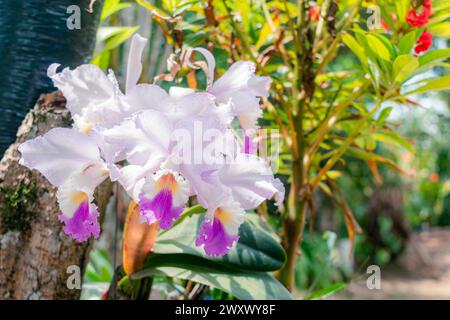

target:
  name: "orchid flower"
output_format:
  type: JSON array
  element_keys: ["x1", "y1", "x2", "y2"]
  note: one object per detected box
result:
[
  {"x1": 18, "y1": 33, "x2": 284, "y2": 257},
  {"x1": 185, "y1": 48, "x2": 272, "y2": 130},
  {"x1": 47, "y1": 63, "x2": 123, "y2": 134},
  {"x1": 180, "y1": 152, "x2": 284, "y2": 256},
  {"x1": 19, "y1": 128, "x2": 108, "y2": 242}
]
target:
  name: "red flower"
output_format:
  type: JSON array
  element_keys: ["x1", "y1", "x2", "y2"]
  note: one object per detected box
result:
[
  {"x1": 414, "y1": 30, "x2": 433, "y2": 54},
  {"x1": 309, "y1": 6, "x2": 320, "y2": 22},
  {"x1": 423, "y1": 0, "x2": 432, "y2": 10},
  {"x1": 406, "y1": 1, "x2": 432, "y2": 27}
]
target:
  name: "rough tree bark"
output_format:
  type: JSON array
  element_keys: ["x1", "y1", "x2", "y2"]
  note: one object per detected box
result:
[{"x1": 0, "y1": 92, "x2": 112, "y2": 300}]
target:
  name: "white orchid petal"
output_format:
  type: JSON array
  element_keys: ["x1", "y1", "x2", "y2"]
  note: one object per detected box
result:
[
  {"x1": 185, "y1": 47, "x2": 216, "y2": 85},
  {"x1": 209, "y1": 61, "x2": 255, "y2": 99},
  {"x1": 19, "y1": 128, "x2": 101, "y2": 186},
  {"x1": 126, "y1": 33, "x2": 148, "y2": 93},
  {"x1": 218, "y1": 154, "x2": 285, "y2": 209},
  {"x1": 47, "y1": 64, "x2": 117, "y2": 117}
]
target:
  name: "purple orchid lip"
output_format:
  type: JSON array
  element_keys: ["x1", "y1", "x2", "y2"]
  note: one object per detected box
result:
[
  {"x1": 195, "y1": 217, "x2": 239, "y2": 257},
  {"x1": 242, "y1": 132, "x2": 258, "y2": 154},
  {"x1": 138, "y1": 188, "x2": 183, "y2": 230},
  {"x1": 59, "y1": 200, "x2": 100, "y2": 242}
]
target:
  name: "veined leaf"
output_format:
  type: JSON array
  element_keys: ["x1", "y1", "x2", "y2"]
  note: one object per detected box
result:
[
  {"x1": 153, "y1": 213, "x2": 286, "y2": 272},
  {"x1": 132, "y1": 253, "x2": 292, "y2": 300}
]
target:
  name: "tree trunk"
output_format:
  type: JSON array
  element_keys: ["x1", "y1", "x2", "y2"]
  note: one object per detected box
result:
[{"x1": 0, "y1": 92, "x2": 112, "y2": 300}]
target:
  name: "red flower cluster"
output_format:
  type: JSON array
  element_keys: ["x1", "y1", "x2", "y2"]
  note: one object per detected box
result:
[
  {"x1": 414, "y1": 30, "x2": 433, "y2": 54},
  {"x1": 406, "y1": 0, "x2": 432, "y2": 27},
  {"x1": 406, "y1": 0, "x2": 433, "y2": 54},
  {"x1": 309, "y1": 5, "x2": 320, "y2": 22}
]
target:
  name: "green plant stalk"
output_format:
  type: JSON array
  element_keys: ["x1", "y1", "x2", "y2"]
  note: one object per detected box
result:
[
  {"x1": 310, "y1": 99, "x2": 383, "y2": 189},
  {"x1": 222, "y1": 0, "x2": 258, "y2": 64},
  {"x1": 277, "y1": 0, "x2": 308, "y2": 290}
]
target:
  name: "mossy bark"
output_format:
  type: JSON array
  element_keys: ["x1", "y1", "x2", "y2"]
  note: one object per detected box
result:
[{"x1": 0, "y1": 92, "x2": 112, "y2": 300}]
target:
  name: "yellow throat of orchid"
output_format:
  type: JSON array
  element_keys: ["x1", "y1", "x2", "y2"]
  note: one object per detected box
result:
[{"x1": 156, "y1": 173, "x2": 179, "y2": 193}]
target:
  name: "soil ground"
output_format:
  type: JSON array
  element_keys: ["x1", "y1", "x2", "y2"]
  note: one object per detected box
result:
[{"x1": 338, "y1": 228, "x2": 450, "y2": 299}]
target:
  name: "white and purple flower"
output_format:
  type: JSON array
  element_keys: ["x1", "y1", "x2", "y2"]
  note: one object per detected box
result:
[
  {"x1": 19, "y1": 128, "x2": 108, "y2": 242},
  {"x1": 18, "y1": 34, "x2": 284, "y2": 256}
]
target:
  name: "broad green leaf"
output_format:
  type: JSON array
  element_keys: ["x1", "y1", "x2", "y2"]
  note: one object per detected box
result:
[
  {"x1": 393, "y1": 55, "x2": 419, "y2": 84},
  {"x1": 398, "y1": 31, "x2": 417, "y2": 55},
  {"x1": 367, "y1": 34, "x2": 392, "y2": 61},
  {"x1": 132, "y1": 253, "x2": 292, "y2": 300},
  {"x1": 304, "y1": 282, "x2": 347, "y2": 300},
  {"x1": 419, "y1": 48, "x2": 450, "y2": 66},
  {"x1": 342, "y1": 33, "x2": 368, "y2": 69},
  {"x1": 153, "y1": 213, "x2": 286, "y2": 272},
  {"x1": 373, "y1": 33, "x2": 396, "y2": 58},
  {"x1": 405, "y1": 75, "x2": 450, "y2": 95}
]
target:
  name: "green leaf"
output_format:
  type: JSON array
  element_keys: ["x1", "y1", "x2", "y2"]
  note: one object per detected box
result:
[
  {"x1": 344, "y1": 147, "x2": 410, "y2": 175},
  {"x1": 419, "y1": 48, "x2": 450, "y2": 66},
  {"x1": 136, "y1": 0, "x2": 171, "y2": 17},
  {"x1": 376, "y1": 107, "x2": 393, "y2": 124},
  {"x1": 92, "y1": 26, "x2": 140, "y2": 63},
  {"x1": 153, "y1": 213, "x2": 286, "y2": 272},
  {"x1": 367, "y1": 34, "x2": 392, "y2": 61},
  {"x1": 429, "y1": 22, "x2": 450, "y2": 38},
  {"x1": 373, "y1": 33, "x2": 396, "y2": 58},
  {"x1": 393, "y1": 55, "x2": 419, "y2": 84},
  {"x1": 398, "y1": 31, "x2": 417, "y2": 55},
  {"x1": 373, "y1": 130, "x2": 415, "y2": 153},
  {"x1": 395, "y1": 0, "x2": 409, "y2": 23},
  {"x1": 405, "y1": 75, "x2": 450, "y2": 95},
  {"x1": 342, "y1": 33, "x2": 368, "y2": 69},
  {"x1": 132, "y1": 253, "x2": 292, "y2": 300},
  {"x1": 304, "y1": 282, "x2": 347, "y2": 300},
  {"x1": 101, "y1": 0, "x2": 131, "y2": 21},
  {"x1": 84, "y1": 249, "x2": 114, "y2": 283}
]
